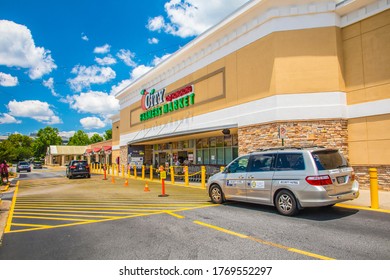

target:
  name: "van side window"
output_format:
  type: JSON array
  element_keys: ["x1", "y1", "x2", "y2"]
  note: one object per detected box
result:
[
  {"x1": 249, "y1": 154, "x2": 275, "y2": 172},
  {"x1": 226, "y1": 155, "x2": 249, "y2": 173},
  {"x1": 275, "y1": 153, "x2": 305, "y2": 171}
]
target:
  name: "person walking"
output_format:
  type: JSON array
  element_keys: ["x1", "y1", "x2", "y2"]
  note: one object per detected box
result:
[{"x1": 0, "y1": 160, "x2": 9, "y2": 185}]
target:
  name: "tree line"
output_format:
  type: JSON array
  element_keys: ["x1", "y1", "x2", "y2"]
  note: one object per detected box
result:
[{"x1": 0, "y1": 126, "x2": 112, "y2": 163}]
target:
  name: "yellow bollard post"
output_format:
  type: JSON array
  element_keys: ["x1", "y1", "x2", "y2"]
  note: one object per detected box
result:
[
  {"x1": 122, "y1": 165, "x2": 125, "y2": 178},
  {"x1": 369, "y1": 168, "x2": 379, "y2": 209},
  {"x1": 184, "y1": 166, "x2": 189, "y2": 186},
  {"x1": 112, "y1": 164, "x2": 115, "y2": 176},
  {"x1": 150, "y1": 165, "x2": 153, "y2": 181},
  {"x1": 127, "y1": 165, "x2": 131, "y2": 178},
  {"x1": 134, "y1": 165, "x2": 137, "y2": 179},
  {"x1": 201, "y1": 166, "x2": 206, "y2": 189},
  {"x1": 170, "y1": 166, "x2": 175, "y2": 184},
  {"x1": 142, "y1": 165, "x2": 145, "y2": 179}
]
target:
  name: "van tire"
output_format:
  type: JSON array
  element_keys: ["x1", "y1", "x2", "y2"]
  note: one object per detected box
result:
[
  {"x1": 210, "y1": 185, "x2": 224, "y2": 204},
  {"x1": 275, "y1": 190, "x2": 299, "y2": 216}
]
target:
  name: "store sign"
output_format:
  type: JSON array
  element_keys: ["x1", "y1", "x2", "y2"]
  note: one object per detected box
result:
[{"x1": 140, "y1": 85, "x2": 195, "y2": 122}]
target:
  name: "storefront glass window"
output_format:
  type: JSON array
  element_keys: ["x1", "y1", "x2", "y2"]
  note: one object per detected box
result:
[{"x1": 216, "y1": 137, "x2": 224, "y2": 147}]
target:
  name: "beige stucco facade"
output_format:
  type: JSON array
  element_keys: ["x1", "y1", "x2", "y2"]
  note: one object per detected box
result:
[{"x1": 113, "y1": 0, "x2": 390, "y2": 189}]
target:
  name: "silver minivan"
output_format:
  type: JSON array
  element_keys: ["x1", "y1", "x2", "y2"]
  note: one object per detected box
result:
[{"x1": 207, "y1": 147, "x2": 359, "y2": 216}]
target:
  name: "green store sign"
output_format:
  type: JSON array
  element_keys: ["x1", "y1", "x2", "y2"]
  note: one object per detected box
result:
[{"x1": 139, "y1": 85, "x2": 195, "y2": 122}]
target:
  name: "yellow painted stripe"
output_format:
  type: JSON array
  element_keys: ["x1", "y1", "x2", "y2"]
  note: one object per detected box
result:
[
  {"x1": 194, "y1": 220, "x2": 334, "y2": 260},
  {"x1": 5, "y1": 181, "x2": 19, "y2": 233},
  {"x1": 7, "y1": 211, "x2": 163, "y2": 233},
  {"x1": 13, "y1": 209, "x2": 153, "y2": 215},
  {"x1": 11, "y1": 223, "x2": 51, "y2": 228},
  {"x1": 12, "y1": 215, "x2": 93, "y2": 222},
  {"x1": 165, "y1": 211, "x2": 185, "y2": 219},
  {"x1": 336, "y1": 204, "x2": 390, "y2": 214},
  {"x1": 194, "y1": 221, "x2": 248, "y2": 239},
  {"x1": 13, "y1": 212, "x2": 120, "y2": 219},
  {"x1": 13, "y1": 206, "x2": 169, "y2": 211}
]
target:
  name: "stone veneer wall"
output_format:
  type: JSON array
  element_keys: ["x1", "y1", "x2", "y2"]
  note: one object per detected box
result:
[
  {"x1": 120, "y1": 146, "x2": 128, "y2": 167},
  {"x1": 353, "y1": 166, "x2": 390, "y2": 191},
  {"x1": 238, "y1": 119, "x2": 389, "y2": 190},
  {"x1": 238, "y1": 120, "x2": 349, "y2": 156}
]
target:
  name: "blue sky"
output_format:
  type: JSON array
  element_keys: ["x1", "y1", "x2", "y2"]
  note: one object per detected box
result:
[{"x1": 0, "y1": 0, "x2": 249, "y2": 138}]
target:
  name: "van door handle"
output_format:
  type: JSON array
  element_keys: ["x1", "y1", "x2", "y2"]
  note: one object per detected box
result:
[
  {"x1": 248, "y1": 176, "x2": 254, "y2": 179},
  {"x1": 239, "y1": 176, "x2": 244, "y2": 179}
]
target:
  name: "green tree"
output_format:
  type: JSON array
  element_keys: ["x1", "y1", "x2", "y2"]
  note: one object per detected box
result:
[
  {"x1": 103, "y1": 129, "x2": 112, "y2": 140},
  {"x1": 0, "y1": 134, "x2": 33, "y2": 162},
  {"x1": 90, "y1": 133, "x2": 103, "y2": 144},
  {"x1": 33, "y1": 126, "x2": 62, "y2": 159},
  {"x1": 68, "y1": 130, "x2": 90, "y2": 146}
]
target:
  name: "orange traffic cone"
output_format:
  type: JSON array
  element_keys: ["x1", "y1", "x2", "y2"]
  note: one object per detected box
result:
[
  {"x1": 144, "y1": 182, "x2": 150, "y2": 192},
  {"x1": 124, "y1": 179, "x2": 128, "y2": 187},
  {"x1": 111, "y1": 176, "x2": 115, "y2": 184}
]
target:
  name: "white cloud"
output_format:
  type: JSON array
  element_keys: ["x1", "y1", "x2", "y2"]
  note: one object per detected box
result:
[
  {"x1": 81, "y1": 33, "x2": 89, "y2": 41},
  {"x1": 80, "y1": 116, "x2": 106, "y2": 130},
  {"x1": 0, "y1": 113, "x2": 21, "y2": 124},
  {"x1": 94, "y1": 54, "x2": 117, "y2": 66},
  {"x1": 58, "y1": 130, "x2": 75, "y2": 138},
  {"x1": 68, "y1": 65, "x2": 116, "y2": 92},
  {"x1": 148, "y1": 37, "x2": 159, "y2": 44},
  {"x1": 110, "y1": 53, "x2": 171, "y2": 96},
  {"x1": 93, "y1": 44, "x2": 111, "y2": 54},
  {"x1": 67, "y1": 90, "x2": 119, "y2": 115},
  {"x1": 116, "y1": 49, "x2": 137, "y2": 67},
  {"x1": 0, "y1": 72, "x2": 18, "y2": 87},
  {"x1": 147, "y1": 0, "x2": 250, "y2": 38},
  {"x1": 7, "y1": 100, "x2": 62, "y2": 124},
  {"x1": 152, "y1": 53, "x2": 172, "y2": 66},
  {"x1": 42, "y1": 77, "x2": 60, "y2": 97},
  {"x1": 147, "y1": 16, "x2": 165, "y2": 31},
  {"x1": 0, "y1": 20, "x2": 57, "y2": 79}
]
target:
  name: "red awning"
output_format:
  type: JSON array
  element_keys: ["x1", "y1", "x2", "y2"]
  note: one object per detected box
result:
[
  {"x1": 85, "y1": 149, "x2": 92, "y2": 153},
  {"x1": 103, "y1": 146, "x2": 112, "y2": 151},
  {"x1": 93, "y1": 147, "x2": 102, "y2": 153},
  {"x1": 103, "y1": 146, "x2": 112, "y2": 155}
]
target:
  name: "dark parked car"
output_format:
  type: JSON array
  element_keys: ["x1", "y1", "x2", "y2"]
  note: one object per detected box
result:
[
  {"x1": 32, "y1": 161, "x2": 43, "y2": 169},
  {"x1": 66, "y1": 160, "x2": 90, "y2": 179},
  {"x1": 17, "y1": 161, "x2": 31, "y2": 172}
]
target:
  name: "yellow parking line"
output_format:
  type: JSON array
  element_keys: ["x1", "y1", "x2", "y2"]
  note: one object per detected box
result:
[
  {"x1": 194, "y1": 220, "x2": 335, "y2": 260},
  {"x1": 336, "y1": 203, "x2": 390, "y2": 214},
  {"x1": 12, "y1": 215, "x2": 93, "y2": 222},
  {"x1": 7, "y1": 211, "x2": 164, "y2": 234},
  {"x1": 11, "y1": 223, "x2": 51, "y2": 228},
  {"x1": 13, "y1": 212, "x2": 120, "y2": 219},
  {"x1": 194, "y1": 221, "x2": 248, "y2": 238},
  {"x1": 165, "y1": 211, "x2": 185, "y2": 219},
  {"x1": 5, "y1": 181, "x2": 19, "y2": 233}
]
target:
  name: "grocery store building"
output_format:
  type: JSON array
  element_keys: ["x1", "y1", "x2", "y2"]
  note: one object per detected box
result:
[{"x1": 113, "y1": 0, "x2": 390, "y2": 189}]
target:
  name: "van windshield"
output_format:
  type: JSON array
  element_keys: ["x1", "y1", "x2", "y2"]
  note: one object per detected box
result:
[{"x1": 311, "y1": 150, "x2": 349, "y2": 170}]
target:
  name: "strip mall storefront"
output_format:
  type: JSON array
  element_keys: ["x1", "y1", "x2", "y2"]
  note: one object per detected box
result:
[{"x1": 113, "y1": 0, "x2": 390, "y2": 189}]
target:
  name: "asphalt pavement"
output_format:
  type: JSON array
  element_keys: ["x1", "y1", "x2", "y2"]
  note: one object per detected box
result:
[{"x1": 1, "y1": 166, "x2": 390, "y2": 248}]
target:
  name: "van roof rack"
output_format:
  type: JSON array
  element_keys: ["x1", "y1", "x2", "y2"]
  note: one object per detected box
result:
[{"x1": 250, "y1": 146, "x2": 326, "y2": 152}]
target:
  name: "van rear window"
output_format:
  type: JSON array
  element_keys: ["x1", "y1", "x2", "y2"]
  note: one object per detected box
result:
[{"x1": 311, "y1": 150, "x2": 349, "y2": 170}]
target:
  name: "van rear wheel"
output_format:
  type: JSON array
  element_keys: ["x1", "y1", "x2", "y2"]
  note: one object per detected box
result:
[{"x1": 275, "y1": 190, "x2": 299, "y2": 216}]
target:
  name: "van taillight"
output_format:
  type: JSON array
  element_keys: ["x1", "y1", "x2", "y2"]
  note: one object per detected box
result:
[
  {"x1": 351, "y1": 171, "x2": 355, "y2": 181},
  {"x1": 85, "y1": 165, "x2": 89, "y2": 169},
  {"x1": 70, "y1": 166, "x2": 76, "y2": 169},
  {"x1": 305, "y1": 175, "x2": 332, "y2": 186}
]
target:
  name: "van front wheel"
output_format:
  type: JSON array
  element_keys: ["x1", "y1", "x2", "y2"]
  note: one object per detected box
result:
[
  {"x1": 210, "y1": 185, "x2": 224, "y2": 204},
  {"x1": 275, "y1": 190, "x2": 299, "y2": 216}
]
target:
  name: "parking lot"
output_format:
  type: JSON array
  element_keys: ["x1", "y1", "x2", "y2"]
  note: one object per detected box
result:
[{"x1": 1, "y1": 169, "x2": 390, "y2": 260}]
